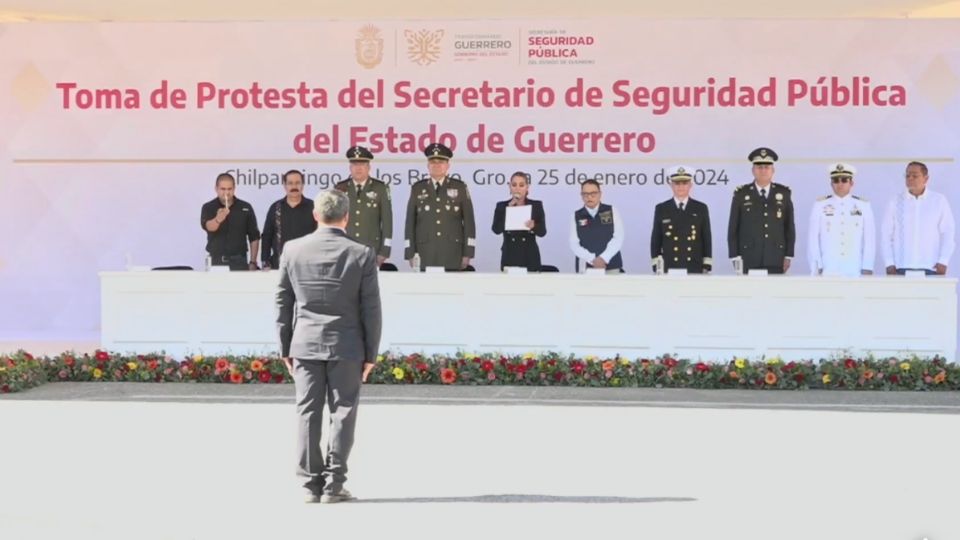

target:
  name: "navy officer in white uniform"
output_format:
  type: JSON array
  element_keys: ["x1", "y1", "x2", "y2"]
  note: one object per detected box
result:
[{"x1": 806, "y1": 163, "x2": 876, "y2": 276}]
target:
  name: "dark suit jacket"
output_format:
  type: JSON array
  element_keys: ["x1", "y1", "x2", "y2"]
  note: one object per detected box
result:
[
  {"x1": 276, "y1": 227, "x2": 382, "y2": 362},
  {"x1": 491, "y1": 198, "x2": 546, "y2": 270}
]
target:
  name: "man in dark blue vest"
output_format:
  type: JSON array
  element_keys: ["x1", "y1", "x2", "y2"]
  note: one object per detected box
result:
[{"x1": 568, "y1": 179, "x2": 625, "y2": 272}]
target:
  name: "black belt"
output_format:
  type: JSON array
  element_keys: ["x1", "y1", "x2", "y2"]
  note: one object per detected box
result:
[{"x1": 211, "y1": 254, "x2": 246, "y2": 263}]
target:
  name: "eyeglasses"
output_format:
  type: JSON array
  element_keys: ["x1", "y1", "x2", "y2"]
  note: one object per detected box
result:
[
  {"x1": 580, "y1": 191, "x2": 601, "y2": 197},
  {"x1": 831, "y1": 177, "x2": 851, "y2": 184}
]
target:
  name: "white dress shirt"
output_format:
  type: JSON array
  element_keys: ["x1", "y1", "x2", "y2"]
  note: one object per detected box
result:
[
  {"x1": 807, "y1": 194, "x2": 875, "y2": 276},
  {"x1": 569, "y1": 205, "x2": 625, "y2": 269},
  {"x1": 881, "y1": 188, "x2": 956, "y2": 270}
]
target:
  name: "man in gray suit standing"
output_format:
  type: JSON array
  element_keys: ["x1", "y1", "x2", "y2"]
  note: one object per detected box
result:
[{"x1": 276, "y1": 189, "x2": 381, "y2": 504}]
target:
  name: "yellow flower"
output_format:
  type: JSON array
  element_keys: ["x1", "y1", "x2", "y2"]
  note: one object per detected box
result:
[
  {"x1": 0, "y1": 366, "x2": 5, "y2": 373},
  {"x1": 734, "y1": 358, "x2": 747, "y2": 369},
  {"x1": 126, "y1": 362, "x2": 138, "y2": 371},
  {"x1": 93, "y1": 368, "x2": 103, "y2": 379},
  {"x1": 765, "y1": 357, "x2": 781, "y2": 365},
  {"x1": 822, "y1": 373, "x2": 832, "y2": 384},
  {"x1": 192, "y1": 354, "x2": 203, "y2": 362},
  {"x1": 900, "y1": 362, "x2": 911, "y2": 372},
  {"x1": 376, "y1": 355, "x2": 384, "y2": 363},
  {"x1": 620, "y1": 358, "x2": 630, "y2": 366},
  {"x1": 523, "y1": 352, "x2": 535, "y2": 360},
  {"x1": 585, "y1": 355, "x2": 597, "y2": 363},
  {"x1": 392, "y1": 367, "x2": 405, "y2": 380},
  {"x1": 463, "y1": 352, "x2": 476, "y2": 360}
]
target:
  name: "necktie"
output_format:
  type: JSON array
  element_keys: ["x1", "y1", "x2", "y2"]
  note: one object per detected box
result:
[
  {"x1": 679, "y1": 202, "x2": 685, "y2": 211},
  {"x1": 760, "y1": 188, "x2": 767, "y2": 199}
]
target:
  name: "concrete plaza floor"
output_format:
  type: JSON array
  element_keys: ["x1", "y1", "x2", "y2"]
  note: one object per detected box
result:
[{"x1": 2, "y1": 383, "x2": 957, "y2": 539}]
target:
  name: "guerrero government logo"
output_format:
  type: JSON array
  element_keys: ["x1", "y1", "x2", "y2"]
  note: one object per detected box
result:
[
  {"x1": 404, "y1": 29, "x2": 444, "y2": 66},
  {"x1": 355, "y1": 25, "x2": 384, "y2": 69}
]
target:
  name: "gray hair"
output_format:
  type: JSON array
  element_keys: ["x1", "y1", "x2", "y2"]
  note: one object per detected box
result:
[{"x1": 315, "y1": 189, "x2": 350, "y2": 223}]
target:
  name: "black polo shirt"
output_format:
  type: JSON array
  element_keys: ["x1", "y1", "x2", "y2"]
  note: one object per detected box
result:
[
  {"x1": 200, "y1": 197, "x2": 261, "y2": 257},
  {"x1": 261, "y1": 197, "x2": 318, "y2": 268}
]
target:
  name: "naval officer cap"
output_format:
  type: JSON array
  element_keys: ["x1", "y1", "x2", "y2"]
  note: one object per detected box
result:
[
  {"x1": 829, "y1": 162, "x2": 856, "y2": 178},
  {"x1": 667, "y1": 165, "x2": 693, "y2": 183},
  {"x1": 424, "y1": 142, "x2": 453, "y2": 161},
  {"x1": 346, "y1": 145, "x2": 374, "y2": 162},
  {"x1": 748, "y1": 147, "x2": 778, "y2": 165}
]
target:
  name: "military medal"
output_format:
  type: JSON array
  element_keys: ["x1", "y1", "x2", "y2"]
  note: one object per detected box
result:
[{"x1": 776, "y1": 209, "x2": 782, "y2": 219}]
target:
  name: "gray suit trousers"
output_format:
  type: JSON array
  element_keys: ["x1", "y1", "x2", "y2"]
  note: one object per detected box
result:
[{"x1": 293, "y1": 358, "x2": 363, "y2": 493}]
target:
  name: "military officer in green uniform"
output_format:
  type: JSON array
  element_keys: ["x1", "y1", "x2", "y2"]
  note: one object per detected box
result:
[
  {"x1": 727, "y1": 147, "x2": 796, "y2": 274},
  {"x1": 651, "y1": 166, "x2": 713, "y2": 274},
  {"x1": 334, "y1": 146, "x2": 393, "y2": 266},
  {"x1": 404, "y1": 143, "x2": 476, "y2": 270}
]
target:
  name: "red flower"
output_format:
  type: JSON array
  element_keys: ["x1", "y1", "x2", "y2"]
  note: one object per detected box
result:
[
  {"x1": 440, "y1": 368, "x2": 457, "y2": 384},
  {"x1": 783, "y1": 361, "x2": 796, "y2": 372},
  {"x1": 844, "y1": 358, "x2": 856, "y2": 370},
  {"x1": 1, "y1": 385, "x2": 9, "y2": 393},
  {"x1": 64, "y1": 356, "x2": 76, "y2": 367},
  {"x1": 694, "y1": 362, "x2": 710, "y2": 373},
  {"x1": 230, "y1": 372, "x2": 243, "y2": 384},
  {"x1": 481, "y1": 360, "x2": 495, "y2": 372},
  {"x1": 663, "y1": 357, "x2": 679, "y2": 369},
  {"x1": 552, "y1": 372, "x2": 564, "y2": 382},
  {"x1": 258, "y1": 371, "x2": 272, "y2": 383},
  {"x1": 147, "y1": 360, "x2": 159, "y2": 371},
  {"x1": 95, "y1": 350, "x2": 109, "y2": 362},
  {"x1": 794, "y1": 373, "x2": 805, "y2": 382},
  {"x1": 525, "y1": 359, "x2": 536, "y2": 369},
  {"x1": 547, "y1": 359, "x2": 557, "y2": 367},
  {"x1": 889, "y1": 374, "x2": 900, "y2": 384},
  {"x1": 415, "y1": 362, "x2": 428, "y2": 372},
  {"x1": 273, "y1": 374, "x2": 285, "y2": 384},
  {"x1": 24, "y1": 353, "x2": 34, "y2": 361},
  {"x1": 215, "y1": 358, "x2": 229, "y2": 372},
  {"x1": 570, "y1": 361, "x2": 585, "y2": 374},
  {"x1": 498, "y1": 358, "x2": 508, "y2": 366}
]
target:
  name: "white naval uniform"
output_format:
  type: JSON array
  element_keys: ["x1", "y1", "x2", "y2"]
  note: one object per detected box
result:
[{"x1": 807, "y1": 194, "x2": 875, "y2": 276}]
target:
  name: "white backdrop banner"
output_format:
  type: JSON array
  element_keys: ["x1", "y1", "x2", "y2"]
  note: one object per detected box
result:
[{"x1": 1, "y1": 19, "x2": 958, "y2": 341}]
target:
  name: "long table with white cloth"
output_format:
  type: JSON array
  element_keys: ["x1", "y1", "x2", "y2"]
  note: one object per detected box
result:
[{"x1": 99, "y1": 271, "x2": 957, "y2": 360}]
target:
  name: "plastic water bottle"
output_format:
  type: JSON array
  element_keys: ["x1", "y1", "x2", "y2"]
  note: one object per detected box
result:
[
  {"x1": 412, "y1": 253, "x2": 421, "y2": 272},
  {"x1": 204, "y1": 254, "x2": 212, "y2": 272}
]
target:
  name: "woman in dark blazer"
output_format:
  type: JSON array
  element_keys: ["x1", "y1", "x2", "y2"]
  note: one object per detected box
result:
[{"x1": 491, "y1": 172, "x2": 547, "y2": 271}]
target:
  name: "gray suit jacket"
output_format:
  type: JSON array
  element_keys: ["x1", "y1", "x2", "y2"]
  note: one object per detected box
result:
[{"x1": 276, "y1": 227, "x2": 382, "y2": 361}]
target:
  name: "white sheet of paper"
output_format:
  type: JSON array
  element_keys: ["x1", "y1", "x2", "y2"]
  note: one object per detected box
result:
[
  {"x1": 504, "y1": 205, "x2": 532, "y2": 231},
  {"x1": 667, "y1": 268, "x2": 688, "y2": 276},
  {"x1": 585, "y1": 268, "x2": 606, "y2": 276},
  {"x1": 504, "y1": 266, "x2": 528, "y2": 275},
  {"x1": 748, "y1": 268, "x2": 769, "y2": 276},
  {"x1": 905, "y1": 270, "x2": 927, "y2": 278},
  {"x1": 425, "y1": 266, "x2": 446, "y2": 273}
]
